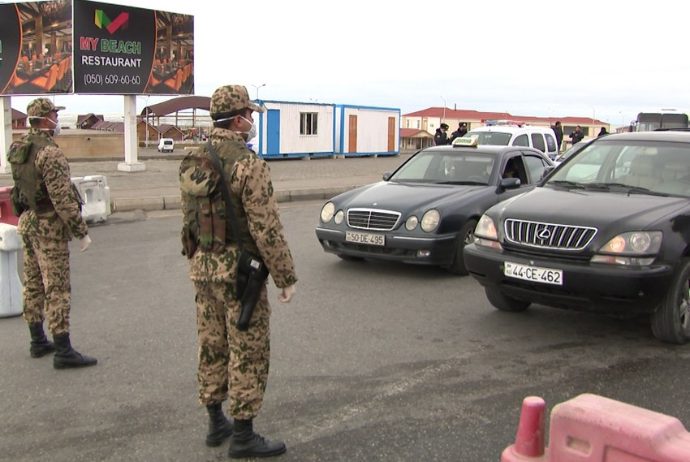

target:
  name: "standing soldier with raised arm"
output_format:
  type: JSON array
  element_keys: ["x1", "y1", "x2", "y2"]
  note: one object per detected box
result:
[
  {"x1": 179, "y1": 85, "x2": 297, "y2": 458},
  {"x1": 8, "y1": 98, "x2": 96, "y2": 369}
]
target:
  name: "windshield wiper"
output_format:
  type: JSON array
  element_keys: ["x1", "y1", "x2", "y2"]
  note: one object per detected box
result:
[
  {"x1": 548, "y1": 180, "x2": 585, "y2": 189},
  {"x1": 588, "y1": 182, "x2": 670, "y2": 197},
  {"x1": 436, "y1": 180, "x2": 487, "y2": 185}
]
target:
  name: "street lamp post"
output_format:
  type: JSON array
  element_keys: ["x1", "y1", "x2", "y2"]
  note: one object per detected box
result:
[
  {"x1": 440, "y1": 95, "x2": 447, "y2": 125},
  {"x1": 252, "y1": 83, "x2": 266, "y2": 100}
]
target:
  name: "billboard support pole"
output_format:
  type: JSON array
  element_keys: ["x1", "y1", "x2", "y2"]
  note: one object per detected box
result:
[
  {"x1": 0, "y1": 97, "x2": 12, "y2": 174},
  {"x1": 118, "y1": 95, "x2": 145, "y2": 172}
]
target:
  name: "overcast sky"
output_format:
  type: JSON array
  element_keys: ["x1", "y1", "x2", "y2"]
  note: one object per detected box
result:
[{"x1": 5, "y1": 0, "x2": 689, "y2": 126}]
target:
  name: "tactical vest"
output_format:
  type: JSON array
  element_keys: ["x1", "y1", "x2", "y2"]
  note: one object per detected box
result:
[
  {"x1": 179, "y1": 140, "x2": 257, "y2": 257},
  {"x1": 8, "y1": 134, "x2": 55, "y2": 213}
]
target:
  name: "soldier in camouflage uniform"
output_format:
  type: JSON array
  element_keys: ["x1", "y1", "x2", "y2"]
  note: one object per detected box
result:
[
  {"x1": 179, "y1": 85, "x2": 297, "y2": 458},
  {"x1": 9, "y1": 98, "x2": 97, "y2": 370}
]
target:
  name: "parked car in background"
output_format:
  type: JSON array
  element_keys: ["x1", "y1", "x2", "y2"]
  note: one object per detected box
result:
[
  {"x1": 463, "y1": 131, "x2": 690, "y2": 344},
  {"x1": 465, "y1": 121, "x2": 559, "y2": 160},
  {"x1": 315, "y1": 137, "x2": 554, "y2": 275},
  {"x1": 157, "y1": 138, "x2": 174, "y2": 153}
]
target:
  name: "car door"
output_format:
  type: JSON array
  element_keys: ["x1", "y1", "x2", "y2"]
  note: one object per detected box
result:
[
  {"x1": 523, "y1": 153, "x2": 550, "y2": 183},
  {"x1": 545, "y1": 133, "x2": 558, "y2": 159},
  {"x1": 530, "y1": 133, "x2": 546, "y2": 153},
  {"x1": 497, "y1": 153, "x2": 532, "y2": 202}
]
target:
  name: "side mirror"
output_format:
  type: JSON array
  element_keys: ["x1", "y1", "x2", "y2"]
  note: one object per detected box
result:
[
  {"x1": 382, "y1": 172, "x2": 392, "y2": 181},
  {"x1": 499, "y1": 178, "x2": 521, "y2": 190}
]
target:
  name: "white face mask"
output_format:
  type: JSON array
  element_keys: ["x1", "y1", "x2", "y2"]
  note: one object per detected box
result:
[
  {"x1": 236, "y1": 115, "x2": 256, "y2": 140},
  {"x1": 49, "y1": 118, "x2": 61, "y2": 136},
  {"x1": 34, "y1": 116, "x2": 60, "y2": 136}
]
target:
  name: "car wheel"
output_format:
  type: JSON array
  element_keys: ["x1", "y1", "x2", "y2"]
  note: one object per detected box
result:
[
  {"x1": 447, "y1": 219, "x2": 477, "y2": 276},
  {"x1": 485, "y1": 287, "x2": 530, "y2": 312},
  {"x1": 651, "y1": 258, "x2": 690, "y2": 344},
  {"x1": 337, "y1": 254, "x2": 364, "y2": 262}
]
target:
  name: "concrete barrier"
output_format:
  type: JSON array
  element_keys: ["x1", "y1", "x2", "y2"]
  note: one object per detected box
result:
[
  {"x1": 502, "y1": 394, "x2": 690, "y2": 462},
  {"x1": 0, "y1": 223, "x2": 23, "y2": 318}
]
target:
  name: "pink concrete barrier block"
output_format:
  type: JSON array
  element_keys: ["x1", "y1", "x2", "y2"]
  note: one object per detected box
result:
[
  {"x1": 549, "y1": 393, "x2": 690, "y2": 462},
  {"x1": 502, "y1": 393, "x2": 690, "y2": 462}
]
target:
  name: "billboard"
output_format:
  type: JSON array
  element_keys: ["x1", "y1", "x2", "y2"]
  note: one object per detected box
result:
[
  {"x1": 0, "y1": 0, "x2": 194, "y2": 96},
  {"x1": 0, "y1": 1, "x2": 74, "y2": 95}
]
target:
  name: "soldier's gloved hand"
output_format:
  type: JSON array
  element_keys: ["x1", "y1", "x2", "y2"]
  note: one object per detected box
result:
[
  {"x1": 79, "y1": 235, "x2": 91, "y2": 252},
  {"x1": 278, "y1": 285, "x2": 296, "y2": 303}
]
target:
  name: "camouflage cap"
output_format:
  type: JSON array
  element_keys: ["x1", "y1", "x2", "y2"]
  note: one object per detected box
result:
[
  {"x1": 210, "y1": 85, "x2": 264, "y2": 119},
  {"x1": 27, "y1": 98, "x2": 65, "y2": 118}
]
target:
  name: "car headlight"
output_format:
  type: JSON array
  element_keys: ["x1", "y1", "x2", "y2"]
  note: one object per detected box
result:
[
  {"x1": 405, "y1": 216, "x2": 419, "y2": 231},
  {"x1": 475, "y1": 214, "x2": 498, "y2": 239},
  {"x1": 474, "y1": 214, "x2": 502, "y2": 250},
  {"x1": 334, "y1": 210, "x2": 344, "y2": 224},
  {"x1": 320, "y1": 202, "x2": 335, "y2": 223},
  {"x1": 590, "y1": 231, "x2": 662, "y2": 266},
  {"x1": 420, "y1": 210, "x2": 440, "y2": 232}
]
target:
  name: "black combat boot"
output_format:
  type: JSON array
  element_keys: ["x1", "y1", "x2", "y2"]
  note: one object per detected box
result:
[
  {"x1": 29, "y1": 323, "x2": 55, "y2": 358},
  {"x1": 228, "y1": 419, "x2": 286, "y2": 459},
  {"x1": 205, "y1": 403, "x2": 233, "y2": 447},
  {"x1": 53, "y1": 333, "x2": 97, "y2": 369}
]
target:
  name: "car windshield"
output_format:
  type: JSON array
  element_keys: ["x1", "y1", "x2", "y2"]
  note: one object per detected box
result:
[
  {"x1": 465, "y1": 131, "x2": 512, "y2": 146},
  {"x1": 391, "y1": 150, "x2": 495, "y2": 184},
  {"x1": 546, "y1": 139, "x2": 690, "y2": 197},
  {"x1": 556, "y1": 139, "x2": 591, "y2": 162}
]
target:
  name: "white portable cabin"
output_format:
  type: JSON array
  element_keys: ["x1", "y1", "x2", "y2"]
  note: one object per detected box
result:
[
  {"x1": 254, "y1": 100, "x2": 335, "y2": 159},
  {"x1": 335, "y1": 105, "x2": 400, "y2": 157}
]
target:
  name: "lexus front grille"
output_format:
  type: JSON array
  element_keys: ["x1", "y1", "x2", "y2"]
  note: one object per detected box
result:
[
  {"x1": 504, "y1": 219, "x2": 597, "y2": 251},
  {"x1": 347, "y1": 208, "x2": 401, "y2": 231}
]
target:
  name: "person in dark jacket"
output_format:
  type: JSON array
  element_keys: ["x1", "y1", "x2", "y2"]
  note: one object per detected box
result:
[
  {"x1": 569, "y1": 125, "x2": 585, "y2": 145},
  {"x1": 450, "y1": 122, "x2": 468, "y2": 143},
  {"x1": 551, "y1": 121, "x2": 564, "y2": 152},
  {"x1": 598, "y1": 127, "x2": 609, "y2": 137},
  {"x1": 434, "y1": 123, "x2": 449, "y2": 145}
]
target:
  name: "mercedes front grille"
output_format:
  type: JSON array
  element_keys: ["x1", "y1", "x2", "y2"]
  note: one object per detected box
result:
[{"x1": 347, "y1": 208, "x2": 401, "y2": 231}]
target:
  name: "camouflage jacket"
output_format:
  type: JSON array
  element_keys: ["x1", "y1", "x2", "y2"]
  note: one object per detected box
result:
[
  {"x1": 15, "y1": 129, "x2": 88, "y2": 240},
  {"x1": 181, "y1": 128, "x2": 297, "y2": 288}
]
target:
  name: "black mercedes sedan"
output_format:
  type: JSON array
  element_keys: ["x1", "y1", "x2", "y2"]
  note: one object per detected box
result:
[
  {"x1": 463, "y1": 131, "x2": 690, "y2": 344},
  {"x1": 316, "y1": 138, "x2": 554, "y2": 275}
]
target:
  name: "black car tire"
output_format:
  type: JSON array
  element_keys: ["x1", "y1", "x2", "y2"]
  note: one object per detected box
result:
[
  {"x1": 447, "y1": 219, "x2": 477, "y2": 276},
  {"x1": 485, "y1": 287, "x2": 530, "y2": 312},
  {"x1": 651, "y1": 258, "x2": 690, "y2": 344},
  {"x1": 337, "y1": 254, "x2": 364, "y2": 262}
]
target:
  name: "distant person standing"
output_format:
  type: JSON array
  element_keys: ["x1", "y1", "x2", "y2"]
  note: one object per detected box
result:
[
  {"x1": 434, "y1": 123, "x2": 450, "y2": 145},
  {"x1": 450, "y1": 122, "x2": 468, "y2": 143},
  {"x1": 552, "y1": 121, "x2": 564, "y2": 152},
  {"x1": 569, "y1": 125, "x2": 585, "y2": 145},
  {"x1": 8, "y1": 98, "x2": 96, "y2": 369}
]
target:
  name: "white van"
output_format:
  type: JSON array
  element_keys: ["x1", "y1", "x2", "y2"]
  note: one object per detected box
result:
[
  {"x1": 157, "y1": 138, "x2": 174, "y2": 153},
  {"x1": 465, "y1": 122, "x2": 559, "y2": 160}
]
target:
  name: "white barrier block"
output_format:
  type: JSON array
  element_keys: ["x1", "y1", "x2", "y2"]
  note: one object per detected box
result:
[
  {"x1": 0, "y1": 223, "x2": 22, "y2": 251},
  {"x1": 72, "y1": 175, "x2": 111, "y2": 224},
  {"x1": 0, "y1": 224, "x2": 22, "y2": 318}
]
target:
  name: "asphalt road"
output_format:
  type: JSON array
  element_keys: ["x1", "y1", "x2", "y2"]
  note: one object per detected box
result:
[{"x1": 1, "y1": 203, "x2": 690, "y2": 462}]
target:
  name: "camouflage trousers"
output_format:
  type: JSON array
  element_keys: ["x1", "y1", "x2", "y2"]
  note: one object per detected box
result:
[
  {"x1": 21, "y1": 234, "x2": 71, "y2": 335},
  {"x1": 194, "y1": 280, "x2": 271, "y2": 420}
]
